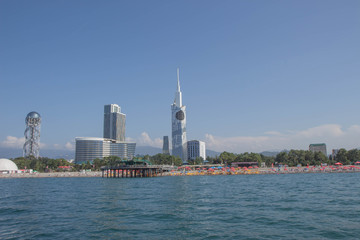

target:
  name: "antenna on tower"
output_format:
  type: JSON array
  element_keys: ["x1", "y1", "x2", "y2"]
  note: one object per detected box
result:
[{"x1": 177, "y1": 68, "x2": 180, "y2": 91}]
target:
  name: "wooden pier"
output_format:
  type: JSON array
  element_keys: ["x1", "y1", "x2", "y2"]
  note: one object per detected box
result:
[{"x1": 101, "y1": 165, "x2": 166, "y2": 178}]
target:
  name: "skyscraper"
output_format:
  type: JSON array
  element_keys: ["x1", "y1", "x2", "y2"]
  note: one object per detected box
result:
[
  {"x1": 162, "y1": 136, "x2": 170, "y2": 155},
  {"x1": 103, "y1": 104, "x2": 126, "y2": 141},
  {"x1": 171, "y1": 68, "x2": 187, "y2": 163}
]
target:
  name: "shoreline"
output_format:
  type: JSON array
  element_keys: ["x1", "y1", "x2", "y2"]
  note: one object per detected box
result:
[
  {"x1": 1, "y1": 165, "x2": 360, "y2": 178},
  {"x1": 0, "y1": 171, "x2": 102, "y2": 178}
]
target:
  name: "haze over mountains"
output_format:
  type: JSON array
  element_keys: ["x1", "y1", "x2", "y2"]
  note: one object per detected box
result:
[
  {"x1": 0, "y1": 146, "x2": 221, "y2": 160},
  {"x1": 0, "y1": 146, "x2": 286, "y2": 160}
]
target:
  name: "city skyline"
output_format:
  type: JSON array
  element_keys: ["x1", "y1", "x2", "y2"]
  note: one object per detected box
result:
[{"x1": 1, "y1": 1, "x2": 360, "y2": 155}]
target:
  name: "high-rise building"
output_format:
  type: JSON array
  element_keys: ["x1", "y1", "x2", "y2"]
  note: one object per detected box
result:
[
  {"x1": 103, "y1": 104, "x2": 126, "y2": 141},
  {"x1": 171, "y1": 68, "x2": 187, "y2": 163},
  {"x1": 187, "y1": 140, "x2": 206, "y2": 161},
  {"x1": 75, "y1": 137, "x2": 136, "y2": 164},
  {"x1": 75, "y1": 104, "x2": 136, "y2": 164},
  {"x1": 162, "y1": 136, "x2": 170, "y2": 155},
  {"x1": 309, "y1": 143, "x2": 327, "y2": 156},
  {"x1": 23, "y1": 112, "x2": 41, "y2": 158}
]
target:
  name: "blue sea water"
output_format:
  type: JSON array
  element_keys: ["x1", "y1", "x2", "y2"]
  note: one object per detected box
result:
[{"x1": 1, "y1": 173, "x2": 360, "y2": 239}]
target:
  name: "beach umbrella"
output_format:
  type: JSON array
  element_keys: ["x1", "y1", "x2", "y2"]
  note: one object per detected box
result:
[
  {"x1": 248, "y1": 166, "x2": 253, "y2": 169},
  {"x1": 335, "y1": 162, "x2": 342, "y2": 165}
]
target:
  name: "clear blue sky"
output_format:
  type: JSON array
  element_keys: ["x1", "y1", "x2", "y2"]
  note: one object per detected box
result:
[{"x1": 1, "y1": 0, "x2": 359, "y2": 153}]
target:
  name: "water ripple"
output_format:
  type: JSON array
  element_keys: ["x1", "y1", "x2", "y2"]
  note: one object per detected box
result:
[{"x1": 1, "y1": 173, "x2": 360, "y2": 239}]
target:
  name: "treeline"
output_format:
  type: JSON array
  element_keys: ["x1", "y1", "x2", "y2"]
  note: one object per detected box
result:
[
  {"x1": 11, "y1": 148, "x2": 360, "y2": 172},
  {"x1": 13, "y1": 157, "x2": 73, "y2": 172},
  {"x1": 206, "y1": 148, "x2": 360, "y2": 167}
]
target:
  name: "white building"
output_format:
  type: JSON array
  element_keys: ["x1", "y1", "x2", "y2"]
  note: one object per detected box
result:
[
  {"x1": 0, "y1": 158, "x2": 18, "y2": 173},
  {"x1": 75, "y1": 137, "x2": 136, "y2": 164},
  {"x1": 171, "y1": 68, "x2": 187, "y2": 163},
  {"x1": 187, "y1": 140, "x2": 206, "y2": 161}
]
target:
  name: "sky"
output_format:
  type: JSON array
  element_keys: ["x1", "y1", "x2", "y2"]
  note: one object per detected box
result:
[{"x1": 1, "y1": 0, "x2": 359, "y2": 155}]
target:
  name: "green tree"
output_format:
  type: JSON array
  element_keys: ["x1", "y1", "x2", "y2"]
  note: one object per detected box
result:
[
  {"x1": 275, "y1": 151, "x2": 288, "y2": 165},
  {"x1": 347, "y1": 149, "x2": 360, "y2": 163},
  {"x1": 335, "y1": 148, "x2": 349, "y2": 165}
]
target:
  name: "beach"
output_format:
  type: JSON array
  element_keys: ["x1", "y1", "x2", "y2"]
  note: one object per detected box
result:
[
  {"x1": 1, "y1": 165, "x2": 360, "y2": 178},
  {"x1": 0, "y1": 171, "x2": 102, "y2": 178}
]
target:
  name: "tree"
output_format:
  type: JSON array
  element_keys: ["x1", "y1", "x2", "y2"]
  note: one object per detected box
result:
[
  {"x1": 335, "y1": 148, "x2": 349, "y2": 165},
  {"x1": 103, "y1": 156, "x2": 122, "y2": 167},
  {"x1": 275, "y1": 152, "x2": 288, "y2": 165},
  {"x1": 347, "y1": 149, "x2": 360, "y2": 163}
]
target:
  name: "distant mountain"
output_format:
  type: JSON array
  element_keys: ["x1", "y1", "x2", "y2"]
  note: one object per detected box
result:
[
  {"x1": 0, "y1": 147, "x2": 22, "y2": 159},
  {"x1": 0, "y1": 146, "x2": 221, "y2": 160},
  {"x1": 206, "y1": 149, "x2": 221, "y2": 158},
  {"x1": 260, "y1": 151, "x2": 280, "y2": 157},
  {"x1": 260, "y1": 150, "x2": 288, "y2": 157},
  {"x1": 135, "y1": 146, "x2": 162, "y2": 156},
  {"x1": 135, "y1": 146, "x2": 221, "y2": 158},
  {"x1": 0, "y1": 147, "x2": 75, "y2": 160}
]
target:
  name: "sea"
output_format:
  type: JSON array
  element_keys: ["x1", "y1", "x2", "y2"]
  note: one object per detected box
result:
[{"x1": 1, "y1": 173, "x2": 360, "y2": 239}]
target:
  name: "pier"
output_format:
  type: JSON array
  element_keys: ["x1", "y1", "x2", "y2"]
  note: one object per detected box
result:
[{"x1": 101, "y1": 165, "x2": 168, "y2": 178}]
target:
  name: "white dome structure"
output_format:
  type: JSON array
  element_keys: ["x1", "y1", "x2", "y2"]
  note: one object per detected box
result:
[{"x1": 0, "y1": 158, "x2": 18, "y2": 172}]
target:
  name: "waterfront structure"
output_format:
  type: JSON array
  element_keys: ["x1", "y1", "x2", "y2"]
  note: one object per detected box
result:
[
  {"x1": 171, "y1": 68, "x2": 187, "y2": 163},
  {"x1": 162, "y1": 136, "x2": 170, "y2": 155},
  {"x1": 101, "y1": 165, "x2": 165, "y2": 178},
  {"x1": 309, "y1": 143, "x2": 327, "y2": 156},
  {"x1": 75, "y1": 137, "x2": 136, "y2": 164},
  {"x1": 187, "y1": 140, "x2": 206, "y2": 161},
  {"x1": 103, "y1": 104, "x2": 126, "y2": 141},
  {"x1": 23, "y1": 111, "x2": 41, "y2": 158}
]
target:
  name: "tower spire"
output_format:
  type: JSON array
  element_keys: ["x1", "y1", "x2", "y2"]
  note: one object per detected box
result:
[
  {"x1": 174, "y1": 68, "x2": 182, "y2": 107},
  {"x1": 177, "y1": 68, "x2": 180, "y2": 92}
]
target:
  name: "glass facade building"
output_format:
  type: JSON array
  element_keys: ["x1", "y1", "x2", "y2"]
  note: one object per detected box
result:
[
  {"x1": 104, "y1": 104, "x2": 126, "y2": 141},
  {"x1": 75, "y1": 137, "x2": 136, "y2": 164},
  {"x1": 162, "y1": 136, "x2": 170, "y2": 155}
]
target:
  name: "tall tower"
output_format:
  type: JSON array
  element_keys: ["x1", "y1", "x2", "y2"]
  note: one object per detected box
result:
[
  {"x1": 103, "y1": 104, "x2": 126, "y2": 141},
  {"x1": 162, "y1": 136, "x2": 170, "y2": 155},
  {"x1": 171, "y1": 68, "x2": 187, "y2": 163},
  {"x1": 23, "y1": 111, "x2": 41, "y2": 158}
]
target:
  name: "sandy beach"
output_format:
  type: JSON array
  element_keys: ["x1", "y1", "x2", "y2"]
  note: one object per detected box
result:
[{"x1": 1, "y1": 165, "x2": 360, "y2": 178}]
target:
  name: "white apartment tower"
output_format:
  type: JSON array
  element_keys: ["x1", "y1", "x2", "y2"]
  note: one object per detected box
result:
[
  {"x1": 171, "y1": 68, "x2": 187, "y2": 163},
  {"x1": 187, "y1": 140, "x2": 206, "y2": 161}
]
